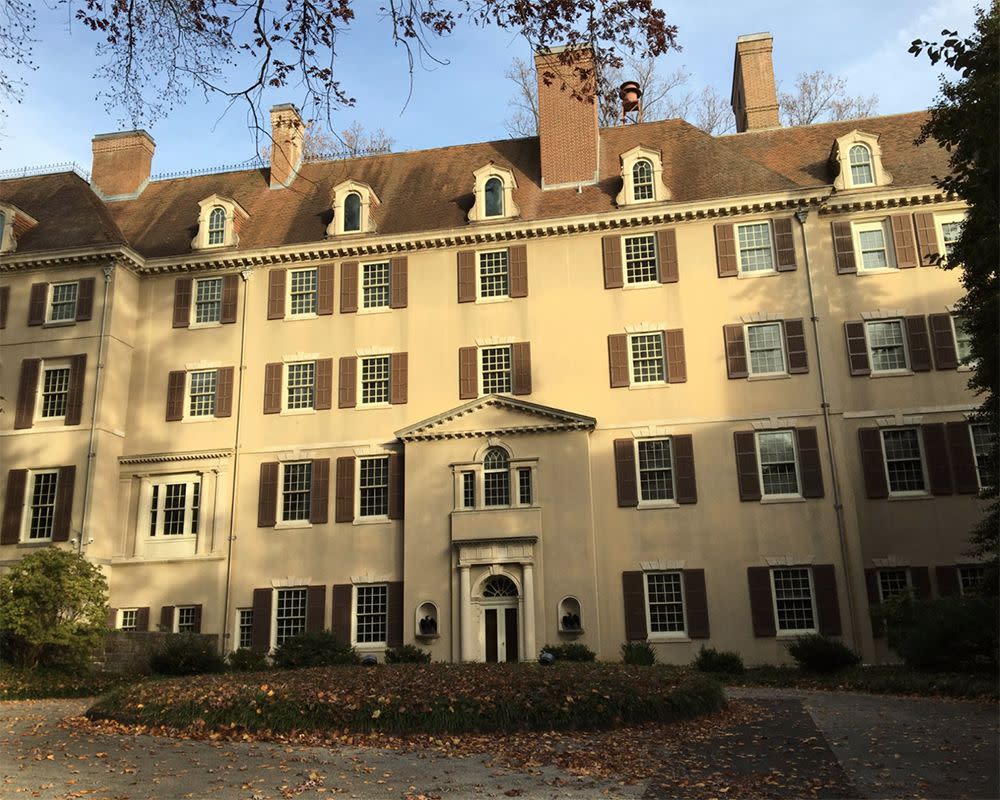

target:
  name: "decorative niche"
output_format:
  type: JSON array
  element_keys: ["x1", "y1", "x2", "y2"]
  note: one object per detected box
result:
[
  {"x1": 558, "y1": 596, "x2": 583, "y2": 635},
  {"x1": 415, "y1": 601, "x2": 439, "y2": 640}
]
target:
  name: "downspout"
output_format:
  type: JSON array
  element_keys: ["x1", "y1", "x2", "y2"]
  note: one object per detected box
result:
[{"x1": 794, "y1": 208, "x2": 860, "y2": 651}]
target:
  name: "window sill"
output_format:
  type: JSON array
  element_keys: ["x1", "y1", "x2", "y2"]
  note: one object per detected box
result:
[
  {"x1": 358, "y1": 306, "x2": 392, "y2": 315},
  {"x1": 647, "y1": 634, "x2": 691, "y2": 643},
  {"x1": 353, "y1": 515, "x2": 391, "y2": 526},
  {"x1": 33, "y1": 417, "x2": 69, "y2": 425},
  {"x1": 856, "y1": 268, "x2": 899, "y2": 276},
  {"x1": 181, "y1": 416, "x2": 217, "y2": 424},
  {"x1": 628, "y1": 381, "x2": 668, "y2": 391},
  {"x1": 637, "y1": 500, "x2": 679, "y2": 510},
  {"x1": 280, "y1": 408, "x2": 317, "y2": 416},
  {"x1": 748, "y1": 373, "x2": 791, "y2": 382},
  {"x1": 188, "y1": 321, "x2": 223, "y2": 330},
  {"x1": 736, "y1": 270, "x2": 779, "y2": 280},
  {"x1": 869, "y1": 370, "x2": 914, "y2": 378},
  {"x1": 476, "y1": 295, "x2": 513, "y2": 305},
  {"x1": 452, "y1": 505, "x2": 538, "y2": 514},
  {"x1": 275, "y1": 520, "x2": 313, "y2": 530},
  {"x1": 15, "y1": 540, "x2": 53, "y2": 547},
  {"x1": 357, "y1": 402, "x2": 392, "y2": 410},
  {"x1": 354, "y1": 643, "x2": 386, "y2": 652},
  {"x1": 285, "y1": 313, "x2": 318, "y2": 321},
  {"x1": 43, "y1": 319, "x2": 78, "y2": 329},
  {"x1": 621, "y1": 281, "x2": 661, "y2": 291},
  {"x1": 887, "y1": 493, "x2": 933, "y2": 502},
  {"x1": 776, "y1": 630, "x2": 817, "y2": 639},
  {"x1": 760, "y1": 496, "x2": 806, "y2": 505}
]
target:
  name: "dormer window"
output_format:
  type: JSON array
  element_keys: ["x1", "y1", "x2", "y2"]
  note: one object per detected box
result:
[
  {"x1": 832, "y1": 131, "x2": 891, "y2": 191},
  {"x1": 468, "y1": 163, "x2": 519, "y2": 223},
  {"x1": 849, "y1": 145, "x2": 874, "y2": 186},
  {"x1": 632, "y1": 159, "x2": 654, "y2": 201},
  {"x1": 0, "y1": 202, "x2": 39, "y2": 254},
  {"x1": 484, "y1": 178, "x2": 504, "y2": 217},
  {"x1": 328, "y1": 180, "x2": 379, "y2": 237},
  {"x1": 344, "y1": 192, "x2": 362, "y2": 232},
  {"x1": 193, "y1": 195, "x2": 248, "y2": 250},
  {"x1": 207, "y1": 207, "x2": 227, "y2": 245},
  {"x1": 617, "y1": 146, "x2": 669, "y2": 207}
]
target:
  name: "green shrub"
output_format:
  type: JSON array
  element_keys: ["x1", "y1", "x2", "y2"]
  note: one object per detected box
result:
[
  {"x1": 786, "y1": 634, "x2": 860, "y2": 673},
  {"x1": 227, "y1": 648, "x2": 268, "y2": 671},
  {"x1": 541, "y1": 643, "x2": 596, "y2": 662},
  {"x1": 385, "y1": 644, "x2": 430, "y2": 663},
  {"x1": 880, "y1": 594, "x2": 999, "y2": 671},
  {"x1": 621, "y1": 641, "x2": 656, "y2": 665},
  {"x1": 693, "y1": 646, "x2": 745, "y2": 674},
  {"x1": 150, "y1": 635, "x2": 226, "y2": 676},
  {"x1": 271, "y1": 631, "x2": 359, "y2": 669}
]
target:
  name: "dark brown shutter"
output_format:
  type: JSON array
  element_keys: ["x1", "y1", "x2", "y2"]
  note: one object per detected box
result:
[
  {"x1": 858, "y1": 428, "x2": 889, "y2": 499},
  {"x1": 315, "y1": 358, "x2": 333, "y2": 410},
  {"x1": 251, "y1": 589, "x2": 272, "y2": 652},
  {"x1": 913, "y1": 212, "x2": 939, "y2": 266},
  {"x1": 459, "y1": 346, "x2": 478, "y2": 399},
  {"x1": 390, "y1": 257, "x2": 409, "y2": 308},
  {"x1": 338, "y1": 356, "x2": 357, "y2": 408},
  {"x1": 905, "y1": 316, "x2": 932, "y2": 372},
  {"x1": 221, "y1": 274, "x2": 239, "y2": 323},
  {"x1": 75, "y1": 278, "x2": 95, "y2": 321},
  {"x1": 0, "y1": 286, "x2": 9, "y2": 329},
  {"x1": 390, "y1": 353, "x2": 408, "y2": 405},
  {"x1": 160, "y1": 606, "x2": 175, "y2": 633},
  {"x1": 773, "y1": 217, "x2": 797, "y2": 271},
  {"x1": 134, "y1": 607, "x2": 150, "y2": 632},
  {"x1": 684, "y1": 570, "x2": 710, "y2": 638},
  {"x1": 747, "y1": 567, "x2": 776, "y2": 637},
  {"x1": 306, "y1": 585, "x2": 326, "y2": 632},
  {"x1": 946, "y1": 421, "x2": 980, "y2": 494},
  {"x1": 14, "y1": 359, "x2": 41, "y2": 430},
  {"x1": 910, "y1": 567, "x2": 932, "y2": 600},
  {"x1": 511, "y1": 342, "x2": 531, "y2": 395},
  {"x1": 935, "y1": 566, "x2": 960, "y2": 597},
  {"x1": 267, "y1": 269, "x2": 286, "y2": 320},
  {"x1": 665, "y1": 329, "x2": 687, "y2": 383},
  {"x1": 257, "y1": 463, "x2": 278, "y2": 527},
  {"x1": 65, "y1": 354, "x2": 87, "y2": 425},
  {"x1": 614, "y1": 439, "x2": 638, "y2": 507},
  {"x1": 796, "y1": 427, "x2": 825, "y2": 499},
  {"x1": 457, "y1": 251, "x2": 476, "y2": 302},
  {"x1": 191, "y1": 604, "x2": 203, "y2": 634},
  {"x1": 51, "y1": 465, "x2": 75, "y2": 542},
  {"x1": 864, "y1": 569, "x2": 880, "y2": 607},
  {"x1": 734, "y1": 431, "x2": 761, "y2": 501},
  {"x1": 166, "y1": 370, "x2": 186, "y2": 422},
  {"x1": 310, "y1": 458, "x2": 330, "y2": 524},
  {"x1": 714, "y1": 223, "x2": 738, "y2": 278},
  {"x1": 723, "y1": 325, "x2": 748, "y2": 379},
  {"x1": 263, "y1": 363, "x2": 283, "y2": 414},
  {"x1": 509, "y1": 245, "x2": 528, "y2": 297},
  {"x1": 602, "y1": 236, "x2": 623, "y2": 289},
  {"x1": 27, "y1": 283, "x2": 47, "y2": 326},
  {"x1": 844, "y1": 321, "x2": 871, "y2": 376},
  {"x1": 784, "y1": 319, "x2": 808, "y2": 374},
  {"x1": 332, "y1": 584, "x2": 353, "y2": 642},
  {"x1": 608, "y1": 334, "x2": 630, "y2": 388},
  {"x1": 813, "y1": 564, "x2": 842, "y2": 636},
  {"x1": 831, "y1": 221, "x2": 857, "y2": 274},
  {"x1": 929, "y1": 313, "x2": 958, "y2": 369},
  {"x1": 891, "y1": 214, "x2": 918, "y2": 269},
  {"x1": 622, "y1": 571, "x2": 647, "y2": 641},
  {"x1": 172, "y1": 278, "x2": 193, "y2": 328},
  {"x1": 335, "y1": 457, "x2": 355, "y2": 523},
  {"x1": 215, "y1": 367, "x2": 234, "y2": 418},
  {"x1": 106, "y1": 608, "x2": 118, "y2": 629},
  {"x1": 1, "y1": 470, "x2": 27, "y2": 545},
  {"x1": 657, "y1": 228, "x2": 679, "y2": 283},
  {"x1": 388, "y1": 453, "x2": 404, "y2": 520},
  {"x1": 316, "y1": 264, "x2": 335, "y2": 315},
  {"x1": 921, "y1": 423, "x2": 953, "y2": 495},
  {"x1": 387, "y1": 582, "x2": 404, "y2": 646},
  {"x1": 673, "y1": 434, "x2": 697, "y2": 504},
  {"x1": 340, "y1": 261, "x2": 358, "y2": 313}
]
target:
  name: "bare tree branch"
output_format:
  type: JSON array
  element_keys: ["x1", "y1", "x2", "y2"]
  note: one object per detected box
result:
[{"x1": 779, "y1": 70, "x2": 878, "y2": 126}]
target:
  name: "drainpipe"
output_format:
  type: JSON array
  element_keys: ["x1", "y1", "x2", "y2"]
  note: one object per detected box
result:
[{"x1": 794, "y1": 208, "x2": 860, "y2": 651}]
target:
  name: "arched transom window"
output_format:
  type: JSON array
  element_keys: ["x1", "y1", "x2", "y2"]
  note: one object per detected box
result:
[
  {"x1": 482, "y1": 574, "x2": 518, "y2": 598},
  {"x1": 849, "y1": 144, "x2": 874, "y2": 186},
  {"x1": 344, "y1": 192, "x2": 362, "y2": 232},
  {"x1": 483, "y1": 446, "x2": 510, "y2": 506},
  {"x1": 484, "y1": 177, "x2": 504, "y2": 218},
  {"x1": 632, "y1": 159, "x2": 654, "y2": 201},
  {"x1": 207, "y1": 206, "x2": 227, "y2": 245}
]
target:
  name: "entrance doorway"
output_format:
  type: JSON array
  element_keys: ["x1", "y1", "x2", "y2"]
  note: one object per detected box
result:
[{"x1": 480, "y1": 575, "x2": 519, "y2": 663}]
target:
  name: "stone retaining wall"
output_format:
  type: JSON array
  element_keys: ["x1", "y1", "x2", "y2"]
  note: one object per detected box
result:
[{"x1": 94, "y1": 632, "x2": 219, "y2": 674}]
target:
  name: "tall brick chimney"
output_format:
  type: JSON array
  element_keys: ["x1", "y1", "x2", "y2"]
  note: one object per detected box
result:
[
  {"x1": 269, "y1": 104, "x2": 304, "y2": 189},
  {"x1": 535, "y1": 46, "x2": 599, "y2": 188},
  {"x1": 90, "y1": 131, "x2": 155, "y2": 200},
  {"x1": 731, "y1": 33, "x2": 780, "y2": 132}
]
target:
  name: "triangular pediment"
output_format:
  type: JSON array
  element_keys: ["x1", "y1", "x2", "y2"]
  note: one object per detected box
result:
[{"x1": 395, "y1": 395, "x2": 596, "y2": 441}]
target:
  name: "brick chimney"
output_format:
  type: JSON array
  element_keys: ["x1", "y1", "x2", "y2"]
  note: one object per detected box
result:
[
  {"x1": 535, "y1": 46, "x2": 599, "y2": 188},
  {"x1": 731, "y1": 33, "x2": 780, "y2": 132},
  {"x1": 269, "y1": 104, "x2": 304, "y2": 189},
  {"x1": 90, "y1": 131, "x2": 155, "y2": 200}
]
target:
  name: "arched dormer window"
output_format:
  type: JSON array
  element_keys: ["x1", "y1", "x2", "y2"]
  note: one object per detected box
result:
[
  {"x1": 0, "y1": 202, "x2": 38, "y2": 254},
  {"x1": 832, "y1": 130, "x2": 892, "y2": 191},
  {"x1": 849, "y1": 144, "x2": 874, "y2": 186},
  {"x1": 484, "y1": 177, "x2": 504, "y2": 217},
  {"x1": 468, "y1": 163, "x2": 519, "y2": 223},
  {"x1": 192, "y1": 195, "x2": 247, "y2": 250},
  {"x1": 207, "y1": 206, "x2": 227, "y2": 245},
  {"x1": 344, "y1": 192, "x2": 362, "y2": 232},
  {"x1": 632, "y1": 159, "x2": 654, "y2": 201},
  {"x1": 617, "y1": 146, "x2": 669, "y2": 207},
  {"x1": 483, "y1": 447, "x2": 510, "y2": 506},
  {"x1": 327, "y1": 180, "x2": 380, "y2": 237}
]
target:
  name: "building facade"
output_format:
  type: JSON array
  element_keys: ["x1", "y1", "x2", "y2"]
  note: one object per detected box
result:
[{"x1": 0, "y1": 35, "x2": 992, "y2": 665}]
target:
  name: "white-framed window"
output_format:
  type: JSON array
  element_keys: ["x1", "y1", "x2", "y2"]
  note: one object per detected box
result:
[
  {"x1": 358, "y1": 456, "x2": 389, "y2": 518},
  {"x1": 274, "y1": 587, "x2": 307, "y2": 646},
  {"x1": 517, "y1": 467, "x2": 533, "y2": 505},
  {"x1": 636, "y1": 438, "x2": 675, "y2": 503},
  {"x1": 616, "y1": 146, "x2": 667, "y2": 207},
  {"x1": 644, "y1": 572, "x2": 686, "y2": 636},
  {"x1": 119, "y1": 609, "x2": 139, "y2": 632},
  {"x1": 877, "y1": 568, "x2": 911, "y2": 602},
  {"x1": 452, "y1": 447, "x2": 536, "y2": 512},
  {"x1": 354, "y1": 584, "x2": 388, "y2": 645},
  {"x1": 936, "y1": 214, "x2": 964, "y2": 261},
  {"x1": 622, "y1": 234, "x2": 658, "y2": 285},
  {"x1": 971, "y1": 423, "x2": 996, "y2": 489},
  {"x1": 47, "y1": 282, "x2": 79, "y2": 323},
  {"x1": 344, "y1": 192, "x2": 362, "y2": 233},
  {"x1": 865, "y1": 319, "x2": 909, "y2": 373},
  {"x1": 478, "y1": 250, "x2": 509, "y2": 299},
  {"x1": 39, "y1": 364, "x2": 71, "y2": 419},
  {"x1": 288, "y1": 268, "x2": 318, "y2": 316},
  {"x1": 771, "y1": 567, "x2": 817, "y2": 633},
  {"x1": 361, "y1": 261, "x2": 390, "y2": 309},
  {"x1": 484, "y1": 177, "x2": 504, "y2": 218},
  {"x1": 187, "y1": 370, "x2": 217, "y2": 417},
  {"x1": 880, "y1": 428, "x2": 927, "y2": 495},
  {"x1": 849, "y1": 144, "x2": 874, "y2": 186},
  {"x1": 629, "y1": 332, "x2": 666, "y2": 384},
  {"x1": 745, "y1": 322, "x2": 786, "y2": 376},
  {"x1": 756, "y1": 430, "x2": 801, "y2": 498},
  {"x1": 461, "y1": 471, "x2": 476, "y2": 509},
  {"x1": 237, "y1": 608, "x2": 254, "y2": 649},
  {"x1": 176, "y1": 606, "x2": 197, "y2": 634},
  {"x1": 285, "y1": 362, "x2": 315, "y2": 410},
  {"x1": 193, "y1": 196, "x2": 246, "y2": 250},
  {"x1": 23, "y1": 470, "x2": 59, "y2": 541},
  {"x1": 359, "y1": 356, "x2": 390, "y2": 406},
  {"x1": 328, "y1": 180, "x2": 380, "y2": 237},
  {"x1": 735, "y1": 221, "x2": 775, "y2": 273},
  {"x1": 632, "y1": 159, "x2": 654, "y2": 201},
  {"x1": 280, "y1": 461, "x2": 312, "y2": 523},
  {"x1": 468, "y1": 164, "x2": 518, "y2": 223},
  {"x1": 148, "y1": 475, "x2": 202, "y2": 537},
  {"x1": 854, "y1": 220, "x2": 894, "y2": 270},
  {"x1": 193, "y1": 277, "x2": 223, "y2": 324},
  {"x1": 958, "y1": 565, "x2": 985, "y2": 595},
  {"x1": 483, "y1": 447, "x2": 511, "y2": 507},
  {"x1": 480, "y1": 346, "x2": 512, "y2": 395},
  {"x1": 951, "y1": 315, "x2": 972, "y2": 365},
  {"x1": 207, "y1": 206, "x2": 227, "y2": 246}
]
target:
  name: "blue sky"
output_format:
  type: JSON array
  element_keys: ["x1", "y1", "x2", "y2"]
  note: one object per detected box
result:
[{"x1": 0, "y1": 0, "x2": 978, "y2": 174}]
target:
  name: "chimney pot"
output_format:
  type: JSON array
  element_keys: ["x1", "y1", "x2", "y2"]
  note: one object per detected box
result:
[
  {"x1": 535, "y1": 46, "x2": 599, "y2": 188},
  {"x1": 269, "y1": 104, "x2": 304, "y2": 189},
  {"x1": 731, "y1": 32, "x2": 780, "y2": 132},
  {"x1": 90, "y1": 130, "x2": 155, "y2": 200}
]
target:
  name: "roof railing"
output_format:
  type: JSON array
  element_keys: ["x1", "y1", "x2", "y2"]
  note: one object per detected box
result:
[
  {"x1": 150, "y1": 158, "x2": 266, "y2": 181},
  {"x1": 0, "y1": 162, "x2": 91, "y2": 181}
]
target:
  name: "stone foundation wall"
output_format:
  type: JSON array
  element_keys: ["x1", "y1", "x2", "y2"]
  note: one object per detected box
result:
[{"x1": 94, "y1": 632, "x2": 219, "y2": 674}]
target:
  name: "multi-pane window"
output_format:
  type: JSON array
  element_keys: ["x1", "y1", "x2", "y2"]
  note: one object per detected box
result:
[
  {"x1": 746, "y1": 323, "x2": 786, "y2": 375},
  {"x1": 483, "y1": 447, "x2": 511, "y2": 507},
  {"x1": 958, "y1": 565, "x2": 985, "y2": 595},
  {"x1": 881, "y1": 429, "x2": 926, "y2": 494},
  {"x1": 849, "y1": 144, "x2": 874, "y2": 185},
  {"x1": 517, "y1": 467, "x2": 533, "y2": 505},
  {"x1": 355, "y1": 584, "x2": 388, "y2": 644},
  {"x1": 866, "y1": 320, "x2": 908, "y2": 372},
  {"x1": 27, "y1": 471, "x2": 58, "y2": 540},
  {"x1": 48, "y1": 282, "x2": 78, "y2": 322},
  {"x1": 362, "y1": 262, "x2": 390, "y2": 309},
  {"x1": 344, "y1": 193, "x2": 362, "y2": 232},
  {"x1": 629, "y1": 333, "x2": 665, "y2": 384},
  {"x1": 484, "y1": 177, "x2": 504, "y2": 218},
  {"x1": 359, "y1": 456, "x2": 389, "y2": 518},
  {"x1": 275, "y1": 588, "x2": 307, "y2": 646},
  {"x1": 194, "y1": 277, "x2": 223, "y2": 323},
  {"x1": 461, "y1": 471, "x2": 476, "y2": 509},
  {"x1": 645, "y1": 572, "x2": 685, "y2": 634},
  {"x1": 757, "y1": 431, "x2": 800, "y2": 497},
  {"x1": 736, "y1": 222, "x2": 775, "y2": 273},
  {"x1": 478, "y1": 250, "x2": 509, "y2": 299},
  {"x1": 289, "y1": 268, "x2": 317, "y2": 315},
  {"x1": 119, "y1": 609, "x2": 138, "y2": 632},
  {"x1": 971, "y1": 423, "x2": 996, "y2": 489},
  {"x1": 40, "y1": 366, "x2": 71, "y2": 418},
  {"x1": 360, "y1": 356, "x2": 390, "y2": 405},
  {"x1": 281, "y1": 462, "x2": 312, "y2": 522},
  {"x1": 148, "y1": 476, "x2": 201, "y2": 537},
  {"x1": 623, "y1": 234, "x2": 658, "y2": 284},
  {"x1": 877, "y1": 569, "x2": 910, "y2": 602},
  {"x1": 772, "y1": 568, "x2": 816, "y2": 632},
  {"x1": 952, "y1": 315, "x2": 973, "y2": 364},
  {"x1": 207, "y1": 207, "x2": 227, "y2": 246},
  {"x1": 188, "y1": 370, "x2": 217, "y2": 417},
  {"x1": 632, "y1": 159, "x2": 654, "y2": 201},
  {"x1": 286, "y1": 362, "x2": 315, "y2": 410},
  {"x1": 940, "y1": 220, "x2": 963, "y2": 260},
  {"x1": 856, "y1": 222, "x2": 891, "y2": 269},
  {"x1": 237, "y1": 608, "x2": 254, "y2": 649},
  {"x1": 480, "y1": 346, "x2": 512, "y2": 395},
  {"x1": 177, "y1": 606, "x2": 197, "y2": 633},
  {"x1": 637, "y1": 439, "x2": 674, "y2": 502}
]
